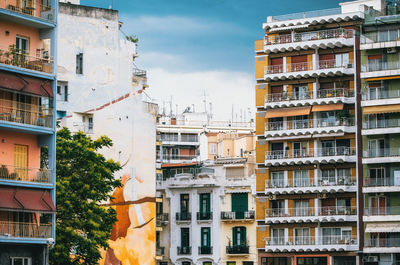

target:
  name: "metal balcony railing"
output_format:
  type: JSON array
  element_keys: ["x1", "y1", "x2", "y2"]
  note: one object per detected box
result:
[
  {"x1": 197, "y1": 212, "x2": 212, "y2": 221},
  {"x1": 364, "y1": 148, "x2": 400, "y2": 158},
  {"x1": 176, "y1": 212, "x2": 191, "y2": 221},
  {"x1": 266, "y1": 175, "x2": 356, "y2": 189},
  {"x1": 265, "y1": 206, "x2": 357, "y2": 218},
  {"x1": 365, "y1": 206, "x2": 400, "y2": 216},
  {"x1": 266, "y1": 147, "x2": 356, "y2": 160},
  {"x1": 0, "y1": 47, "x2": 54, "y2": 74},
  {"x1": 198, "y1": 246, "x2": 213, "y2": 255},
  {"x1": 265, "y1": 28, "x2": 353, "y2": 45},
  {"x1": 362, "y1": 60, "x2": 400, "y2": 72},
  {"x1": 157, "y1": 155, "x2": 199, "y2": 161},
  {"x1": 177, "y1": 246, "x2": 191, "y2": 255},
  {"x1": 226, "y1": 244, "x2": 249, "y2": 254},
  {"x1": 0, "y1": 98, "x2": 53, "y2": 128},
  {"x1": 265, "y1": 118, "x2": 355, "y2": 132},
  {"x1": 0, "y1": 165, "x2": 52, "y2": 184},
  {"x1": 362, "y1": 88, "x2": 400, "y2": 100},
  {"x1": 132, "y1": 68, "x2": 147, "y2": 77},
  {"x1": 363, "y1": 178, "x2": 394, "y2": 187},
  {"x1": 265, "y1": 59, "x2": 353, "y2": 75},
  {"x1": 221, "y1": 211, "x2": 255, "y2": 220},
  {"x1": 317, "y1": 88, "x2": 354, "y2": 99},
  {"x1": 0, "y1": 221, "x2": 52, "y2": 238},
  {"x1": 361, "y1": 30, "x2": 399, "y2": 44},
  {"x1": 265, "y1": 88, "x2": 353, "y2": 103},
  {"x1": 156, "y1": 246, "x2": 165, "y2": 256},
  {"x1": 363, "y1": 119, "x2": 400, "y2": 129},
  {"x1": 265, "y1": 235, "x2": 357, "y2": 246},
  {"x1": 72, "y1": 122, "x2": 93, "y2": 134},
  {"x1": 156, "y1": 213, "x2": 169, "y2": 226},
  {"x1": 365, "y1": 237, "x2": 400, "y2": 248},
  {"x1": 1, "y1": 0, "x2": 55, "y2": 22}
]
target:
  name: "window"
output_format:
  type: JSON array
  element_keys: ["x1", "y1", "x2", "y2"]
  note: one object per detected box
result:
[
  {"x1": 57, "y1": 82, "x2": 68, "y2": 102},
  {"x1": 294, "y1": 228, "x2": 310, "y2": 245},
  {"x1": 271, "y1": 228, "x2": 285, "y2": 245},
  {"x1": 172, "y1": 148, "x2": 179, "y2": 159},
  {"x1": 261, "y1": 257, "x2": 290, "y2": 265},
  {"x1": 294, "y1": 200, "x2": 309, "y2": 216},
  {"x1": 369, "y1": 167, "x2": 386, "y2": 186},
  {"x1": 293, "y1": 170, "x2": 309, "y2": 187},
  {"x1": 271, "y1": 171, "x2": 284, "y2": 188},
  {"x1": 243, "y1": 262, "x2": 254, "y2": 265},
  {"x1": 337, "y1": 198, "x2": 351, "y2": 214},
  {"x1": 10, "y1": 257, "x2": 32, "y2": 265},
  {"x1": 231, "y1": 193, "x2": 248, "y2": 219},
  {"x1": 201, "y1": 227, "x2": 211, "y2": 247},
  {"x1": 16, "y1": 36, "x2": 29, "y2": 53},
  {"x1": 199, "y1": 193, "x2": 211, "y2": 214},
  {"x1": 335, "y1": 53, "x2": 349, "y2": 67},
  {"x1": 232, "y1": 226, "x2": 246, "y2": 246},
  {"x1": 182, "y1": 262, "x2": 191, "y2": 265},
  {"x1": 181, "y1": 228, "x2": 190, "y2": 247},
  {"x1": 180, "y1": 194, "x2": 189, "y2": 213},
  {"x1": 76, "y1": 53, "x2": 83, "y2": 74},
  {"x1": 209, "y1": 143, "x2": 217, "y2": 155},
  {"x1": 203, "y1": 262, "x2": 212, "y2": 265}
]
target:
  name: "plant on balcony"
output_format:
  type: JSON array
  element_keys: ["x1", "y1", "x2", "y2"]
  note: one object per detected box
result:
[
  {"x1": 0, "y1": 165, "x2": 9, "y2": 179},
  {"x1": 8, "y1": 44, "x2": 27, "y2": 67}
]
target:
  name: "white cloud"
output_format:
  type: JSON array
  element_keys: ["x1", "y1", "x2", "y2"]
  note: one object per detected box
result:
[{"x1": 146, "y1": 67, "x2": 255, "y2": 121}]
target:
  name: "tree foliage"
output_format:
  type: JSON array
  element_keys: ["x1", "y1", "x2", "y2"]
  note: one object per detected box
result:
[{"x1": 49, "y1": 128, "x2": 121, "y2": 265}]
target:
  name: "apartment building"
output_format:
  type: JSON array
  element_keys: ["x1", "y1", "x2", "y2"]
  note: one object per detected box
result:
[
  {"x1": 155, "y1": 114, "x2": 256, "y2": 265},
  {"x1": 360, "y1": 2, "x2": 400, "y2": 264},
  {"x1": 0, "y1": 0, "x2": 57, "y2": 264},
  {"x1": 254, "y1": 1, "x2": 373, "y2": 265}
]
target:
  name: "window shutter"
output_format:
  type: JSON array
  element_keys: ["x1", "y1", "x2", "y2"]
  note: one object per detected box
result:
[{"x1": 232, "y1": 227, "x2": 237, "y2": 246}]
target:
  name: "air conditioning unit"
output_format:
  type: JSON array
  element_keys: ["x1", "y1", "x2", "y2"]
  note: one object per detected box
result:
[
  {"x1": 346, "y1": 63, "x2": 353, "y2": 68},
  {"x1": 387, "y1": 47, "x2": 397, "y2": 54},
  {"x1": 368, "y1": 256, "x2": 379, "y2": 262}
]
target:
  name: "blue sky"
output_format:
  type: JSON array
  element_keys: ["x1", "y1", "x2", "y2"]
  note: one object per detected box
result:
[{"x1": 81, "y1": 0, "x2": 347, "y2": 120}]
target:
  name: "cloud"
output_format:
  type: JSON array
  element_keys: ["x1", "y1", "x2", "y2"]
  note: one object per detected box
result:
[{"x1": 145, "y1": 67, "x2": 255, "y2": 121}]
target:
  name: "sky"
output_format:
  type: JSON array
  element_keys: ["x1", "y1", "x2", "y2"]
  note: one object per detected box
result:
[{"x1": 81, "y1": 0, "x2": 347, "y2": 121}]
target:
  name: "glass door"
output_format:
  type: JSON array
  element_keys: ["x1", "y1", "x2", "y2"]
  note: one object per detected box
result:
[
  {"x1": 294, "y1": 200, "x2": 309, "y2": 216},
  {"x1": 272, "y1": 228, "x2": 285, "y2": 245},
  {"x1": 294, "y1": 170, "x2": 309, "y2": 187},
  {"x1": 295, "y1": 228, "x2": 310, "y2": 245},
  {"x1": 271, "y1": 171, "x2": 284, "y2": 188}
]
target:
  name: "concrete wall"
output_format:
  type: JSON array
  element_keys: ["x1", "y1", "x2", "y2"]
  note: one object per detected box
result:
[{"x1": 0, "y1": 243, "x2": 46, "y2": 265}]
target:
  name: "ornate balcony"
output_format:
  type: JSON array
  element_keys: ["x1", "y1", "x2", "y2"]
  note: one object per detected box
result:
[
  {"x1": 265, "y1": 147, "x2": 356, "y2": 166},
  {"x1": 221, "y1": 211, "x2": 255, "y2": 222},
  {"x1": 363, "y1": 148, "x2": 400, "y2": 164},
  {"x1": 264, "y1": 235, "x2": 358, "y2": 252},
  {"x1": 156, "y1": 213, "x2": 169, "y2": 227},
  {"x1": 226, "y1": 244, "x2": 249, "y2": 255},
  {"x1": 198, "y1": 246, "x2": 213, "y2": 255},
  {"x1": 197, "y1": 212, "x2": 212, "y2": 221},
  {"x1": 0, "y1": 165, "x2": 52, "y2": 185},
  {"x1": 177, "y1": 246, "x2": 191, "y2": 255},
  {"x1": 176, "y1": 212, "x2": 191, "y2": 223}
]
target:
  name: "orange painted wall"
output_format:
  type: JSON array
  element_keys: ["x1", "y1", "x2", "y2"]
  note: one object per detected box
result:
[
  {"x1": 255, "y1": 55, "x2": 268, "y2": 79},
  {"x1": 257, "y1": 226, "x2": 269, "y2": 248},
  {"x1": 0, "y1": 18, "x2": 43, "y2": 55},
  {"x1": 256, "y1": 197, "x2": 267, "y2": 220},
  {"x1": 256, "y1": 169, "x2": 268, "y2": 192},
  {"x1": 255, "y1": 40, "x2": 264, "y2": 52},
  {"x1": 256, "y1": 84, "x2": 267, "y2": 107},
  {"x1": 256, "y1": 112, "x2": 265, "y2": 135},
  {"x1": 0, "y1": 129, "x2": 40, "y2": 168},
  {"x1": 256, "y1": 140, "x2": 267, "y2": 164}
]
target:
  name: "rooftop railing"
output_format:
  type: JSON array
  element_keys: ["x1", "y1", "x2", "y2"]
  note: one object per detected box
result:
[
  {"x1": 270, "y1": 7, "x2": 341, "y2": 22},
  {"x1": 0, "y1": 221, "x2": 52, "y2": 238},
  {"x1": 265, "y1": 28, "x2": 353, "y2": 45},
  {"x1": 265, "y1": 235, "x2": 357, "y2": 246},
  {"x1": 365, "y1": 206, "x2": 400, "y2": 216},
  {"x1": 265, "y1": 147, "x2": 356, "y2": 160},
  {"x1": 0, "y1": 165, "x2": 52, "y2": 184},
  {"x1": 362, "y1": 60, "x2": 400, "y2": 72},
  {"x1": 363, "y1": 119, "x2": 400, "y2": 129},
  {"x1": 364, "y1": 148, "x2": 400, "y2": 158},
  {"x1": 0, "y1": 98, "x2": 53, "y2": 128},
  {"x1": 265, "y1": 118, "x2": 355, "y2": 132},
  {"x1": 362, "y1": 88, "x2": 400, "y2": 100},
  {"x1": 0, "y1": 47, "x2": 54, "y2": 74},
  {"x1": 1, "y1": 0, "x2": 55, "y2": 23}
]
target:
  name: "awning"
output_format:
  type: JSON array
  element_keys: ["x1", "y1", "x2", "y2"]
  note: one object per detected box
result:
[
  {"x1": 365, "y1": 75, "x2": 400, "y2": 82},
  {"x1": 0, "y1": 70, "x2": 53, "y2": 97},
  {"x1": 269, "y1": 24, "x2": 309, "y2": 32},
  {"x1": 0, "y1": 187, "x2": 55, "y2": 212},
  {"x1": 363, "y1": 104, "x2": 400, "y2": 115},
  {"x1": 312, "y1": 104, "x2": 344, "y2": 112},
  {"x1": 265, "y1": 106, "x2": 311, "y2": 118},
  {"x1": 161, "y1": 162, "x2": 199, "y2": 168},
  {"x1": 366, "y1": 223, "x2": 400, "y2": 233}
]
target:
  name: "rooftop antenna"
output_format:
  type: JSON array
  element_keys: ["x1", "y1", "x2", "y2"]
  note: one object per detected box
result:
[
  {"x1": 176, "y1": 104, "x2": 178, "y2": 116},
  {"x1": 209, "y1": 102, "x2": 213, "y2": 121},
  {"x1": 203, "y1": 90, "x2": 207, "y2": 114},
  {"x1": 162, "y1": 101, "x2": 166, "y2": 116},
  {"x1": 231, "y1": 104, "x2": 234, "y2": 125},
  {"x1": 169, "y1": 95, "x2": 173, "y2": 117}
]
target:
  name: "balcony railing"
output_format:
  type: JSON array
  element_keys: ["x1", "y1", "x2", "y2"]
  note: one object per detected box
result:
[
  {"x1": 221, "y1": 211, "x2": 255, "y2": 220},
  {"x1": 157, "y1": 155, "x2": 199, "y2": 161},
  {"x1": 197, "y1": 212, "x2": 212, "y2": 221},
  {"x1": 319, "y1": 206, "x2": 357, "y2": 216},
  {"x1": 265, "y1": 59, "x2": 353, "y2": 75},
  {"x1": 1, "y1": 0, "x2": 55, "y2": 22},
  {"x1": 226, "y1": 244, "x2": 249, "y2": 254},
  {"x1": 270, "y1": 7, "x2": 341, "y2": 21},
  {"x1": 317, "y1": 88, "x2": 354, "y2": 99},
  {"x1": 265, "y1": 88, "x2": 353, "y2": 103},
  {"x1": 365, "y1": 237, "x2": 400, "y2": 248},
  {"x1": 0, "y1": 47, "x2": 54, "y2": 74},
  {"x1": 198, "y1": 246, "x2": 213, "y2": 255},
  {"x1": 362, "y1": 88, "x2": 400, "y2": 100},
  {"x1": 265, "y1": 118, "x2": 355, "y2": 132},
  {"x1": 156, "y1": 213, "x2": 168, "y2": 226},
  {"x1": 265, "y1": 235, "x2": 357, "y2": 246},
  {"x1": 363, "y1": 119, "x2": 400, "y2": 130},
  {"x1": 0, "y1": 98, "x2": 53, "y2": 128},
  {"x1": 160, "y1": 135, "x2": 198, "y2": 142},
  {"x1": 266, "y1": 147, "x2": 356, "y2": 160},
  {"x1": 176, "y1": 212, "x2": 191, "y2": 221},
  {"x1": 266, "y1": 175, "x2": 356, "y2": 188},
  {"x1": 0, "y1": 221, "x2": 52, "y2": 238},
  {"x1": 365, "y1": 206, "x2": 400, "y2": 216},
  {"x1": 156, "y1": 246, "x2": 165, "y2": 256},
  {"x1": 265, "y1": 28, "x2": 353, "y2": 45},
  {"x1": 177, "y1": 246, "x2": 191, "y2": 255},
  {"x1": 266, "y1": 206, "x2": 357, "y2": 218},
  {"x1": 72, "y1": 122, "x2": 93, "y2": 134},
  {"x1": 0, "y1": 165, "x2": 52, "y2": 184},
  {"x1": 362, "y1": 60, "x2": 400, "y2": 72},
  {"x1": 364, "y1": 178, "x2": 398, "y2": 187},
  {"x1": 132, "y1": 68, "x2": 147, "y2": 77},
  {"x1": 364, "y1": 148, "x2": 400, "y2": 158},
  {"x1": 361, "y1": 30, "x2": 400, "y2": 44}
]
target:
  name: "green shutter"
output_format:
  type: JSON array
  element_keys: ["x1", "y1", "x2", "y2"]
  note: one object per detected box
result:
[
  {"x1": 232, "y1": 193, "x2": 248, "y2": 219},
  {"x1": 241, "y1": 227, "x2": 246, "y2": 245},
  {"x1": 201, "y1": 227, "x2": 211, "y2": 247},
  {"x1": 181, "y1": 228, "x2": 189, "y2": 246},
  {"x1": 232, "y1": 227, "x2": 237, "y2": 246},
  {"x1": 200, "y1": 193, "x2": 211, "y2": 213}
]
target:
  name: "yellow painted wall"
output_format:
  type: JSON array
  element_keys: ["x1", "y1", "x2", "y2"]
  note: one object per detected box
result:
[
  {"x1": 256, "y1": 197, "x2": 267, "y2": 220},
  {"x1": 256, "y1": 169, "x2": 268, "y2": 192},
  {"x1": 257, "y1": 226, "x2": 269, "y2": 248},
  {"x1": 255, "y1": 39, "x2": 264, "y2": 52},
  {"x1": 256, "y1": 140, "x2": 267, "y2": 164},
  {"x1": 256, "y1": 112, "x2": 265, "y2": 135},
  {"x1": 256, "y1": 84, "x2": 267, "y2": 107},
  {"x1": 255, "y1": 55, "x2": 268, "y2": 79}
]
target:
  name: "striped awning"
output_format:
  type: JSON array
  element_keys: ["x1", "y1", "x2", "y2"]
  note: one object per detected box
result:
[
  {"x1": 365, "y1": 223, "x2": 400, "y2": 233},
  {"x1": 265, "y1": 106, "x2": 311, "y2": 118},
  {"x1": 269, "y1": 24, "x2": 309, "y2": 32},
  {"x1": 363, "y1": 104, "x2": 400, "y2": 115},
  {"x1": 312, "y1": 104, "x2": 344, "y2": 112}
]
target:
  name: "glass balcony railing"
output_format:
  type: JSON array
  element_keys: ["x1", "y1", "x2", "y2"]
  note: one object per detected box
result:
[
  {"x1": 265, "y1": 118, "x2": 354, "y2": 132},
  {"x1": 0, "y1": 0, "x2": 55, "y2": 22},
  {"x1": 363, "y1": 119, "x2": 400, "y2": 129},
  {"x1": 362, "y1": 61, "x2": 400, "y2": 72},
  {"x1": 365, "y1": 237, "x2": 400, "y2": 248},
  {"x1": 0, "y1": 98, "x2": 53, "y2": 128},
  {"x1": 364, "y1": 148, "x2": 400, "y2": 158},
  {"x1": 0, "y1": 47, "x2": 54, "y2": 74},
  {"x1": 361, "y1": 30, "x2": 400, "y2": 44},
  {"x1": 265, "y1": 235, "x2": 357, "y2": 246},
  {"x1": 0, "y1": 165, "x2": 52, "y2": 184},
  {"x1": 266, "y1": 147, "x2": 356, "y2": 160},
  {"x1": 270, "y1": 7, "x2": 341, "y2": 22},
  {"x1": 365, "y1": 206, "x2": 400, "y2": 216},
  {"x1": 362, "y1": 88, "x2": 400, "y2": 100},
  {"x1": 266, "y1": 175, "x2": 356, "y2": 188},
  {"x1": 364, "y1": 178, "x2": 395, "y2": 187},
  {"x1": 265, "y1": 28, "x2": 353, "y2": 45},
  {"x1": 0, "y1": 220, "x2": 52, "y2": 238},
  {"x1": 265, "y1": 59, "x2": 353, "y2": 75}
]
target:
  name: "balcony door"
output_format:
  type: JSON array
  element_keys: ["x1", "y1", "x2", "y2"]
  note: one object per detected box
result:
[
  {"x1": 271, "y1": 171, "x2": 284, "y2": 188},
  {"x1": 271, "y1": 142, "x2": 284, "y2": 159},
  {"x1": 337, "y1": 198, "x2": 351, "y2": 214},
  {"x1": 367, "y1": 114, "x2": 387, "y2": 129},
  {"x1": 232, "y1": 226, "x2": 246, "y2": 246},
  {"x1": 180, "y1": 194, "x2": 189, "y2": 219},
  {"x1": 293, "y1": 115, "x2": 308, "y2": 129},
  {"x1": 16, "y1": 36, "x2": 29, "y2": 54},
  {"x1": 232, "y1": 193, "x2": 248, "y2": 219},
  {"x1": 181, "y1": 227, "x2": 190, "y2": 248},
  {"x1": 322, "y1": 227, "x2": 341, "y2": 244},
  {"x1": 368, "y1": 81, "x2": 387, "y2": 100},
  {"x1": 321, "y1": 169, "x2": 336, "y2": 185},
  {"x1": 368, "y1": 139, "x2": 385, "y2": 157},
  {"x1": 294, "y1": 200, "x2": 309, "y2": 216},
  {"x1": 294, "y1": 228, "x2": 310, "y2": 245},
  {"x1": 321, "y1": 140, "x2": 335, "y2": 156},
  {"x1": 335, "y1": 53, "x2": 349, "y2": 68},
  {"x1": 201, "y1": 227, "x2": 211, "y2": 248},
  {"x1": 370, "y1": 196, "x2": 386, "y2": 215},
  {"x1": 199, "y1": 193, "x2": 210, "y2": 214},
  {"x1": 14, "y1": 144, "x2": 28, "y2": 180},
  {"x1": 270, "y1": 200, "x2": 284, "y2": 217},
  {"x1": 293, "y1": 85, "x2": 308, "y2": 100},
  {"x1": 368, "y1": 54, "x2": 383, "y2": 71},
  {"x1": 293, "y1": 170, "x2": 309, "y2": 187},
  {"x1": 272, "y1": 228, "x2": 285, "y2": 245},
  {"x1": 369, "y1": 168, "x2": 386, "y2": 186}
]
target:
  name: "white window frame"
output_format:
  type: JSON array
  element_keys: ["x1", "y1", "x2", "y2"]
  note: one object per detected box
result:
[
  {"x1": 10, "y1": 257, "x2": 32, "y2": 265},
  {"x1": 209, "y1": 143, "x2": 217, "y2": 155}
]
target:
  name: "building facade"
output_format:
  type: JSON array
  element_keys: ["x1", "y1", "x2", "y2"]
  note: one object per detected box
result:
[{"x1": 0, "y1": 0, "x2": 58, "y2": 264}]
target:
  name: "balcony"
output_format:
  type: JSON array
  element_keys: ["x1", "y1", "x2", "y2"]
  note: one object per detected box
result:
[
  {"x1": 362, "y1": 118, "x2": 400, "y2": 135},
  {"x1": 265, "y1": 147, "x2": 356, "y2": 166},
  {"x1": 361, "y1": 30, "x2": 400, "y2": 50},
  {"x1": 156, "y1": 246, "x2": 165, "y2": 256},
  {"x1": 361, "y1": 88, "x2": 400, "y2": 107},
  {"x1": 0, "y1": 165, "x2": 52, "y2": 186},
  {"x1": 177, "y1": 246, "x2": 191, "y2": 255},
  {"x1": 196, "y1": 212, "x2": 212, "y2": 222},
  {"x1": 361, "y1": 60, "x2": 400, "y2": 79},
  {"x1": 265, "y1": 206, "x2": 357, "y2": 223},
  {"x1": 72, "y1": 122, "x2": 93, "y2": 134},
  {"x1": 264, "y1": 28, "x2": 354, "y2": 54},
  {"x1": 198, "y1": 246, "x2": 213, "y2": 255},
  {"x1": 157, "y1": 154, "x2": 199, "y2": 164},
  {"x1": 364, "y1": 206, "x2": 400, "y2": 222},
  {"x1": 268, "y1": 7, "x2": 341, "y2": 22},
  {"x1": 264, "y1": 118, "x2": 355, "y2": 139},
  {"x1": 176, "y1": 212, "x2": 191, "y2": 222},
  {"x1": 363, "y1": 178, "x2": 400, "y2": 193},
  {"x1": 226, "y1": 244, "x2": 249, "y2": 255},
  {"x1": 159, "y1": 134, "x2": 199, "y2": 145},
  {"x1": 364, "y1": 237, "x2": 400, "y2": 253},
  {"x1": 265, "y1": 175, "x2": 357, "y2": 195},
  {"x1": 0, "y1": 46, "x2": 54, "y2": 76},
  {"x1": 363, "y1": 148, "x2": 400, "y2": 164},
  {"x1": 264, "y1": 235, "x2": 358, "y2": 252},
  {"x1": 133, "y1": 67, "x2": 147, "y2": 78},
  {"x1": 220, "y1": 211, "x2": 255, "y2": 222},
  {"x1": 0, "y1": 220, "x2": 51, "y2": 239},
  {"x1": 0, "y1": 98, "x2": 53, "y2": 129},
  {"x1": 264, "y1": 59, "x2": 354, "y2": 81},
  {"x1": 156, "y1": 213, "x2": 169, "y2": 226},
  {"x1": 0, "y1": 0, "x2": 55, "y2": 26}
]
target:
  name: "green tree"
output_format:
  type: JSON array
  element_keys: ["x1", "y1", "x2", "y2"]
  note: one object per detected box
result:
[{"x1": 49, "y1": 128, "x2": 121, "y2": 265}]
